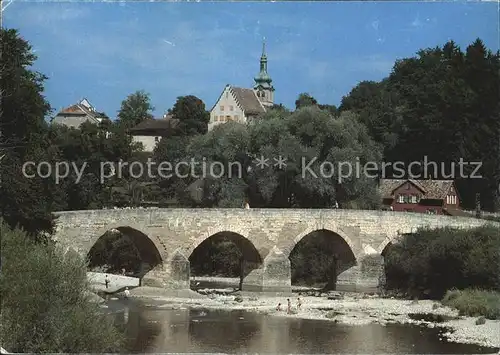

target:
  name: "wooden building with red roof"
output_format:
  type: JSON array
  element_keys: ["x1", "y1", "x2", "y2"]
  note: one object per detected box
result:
[{"x1": 378, "y1": 179, "x2": 464, "y2": 215}]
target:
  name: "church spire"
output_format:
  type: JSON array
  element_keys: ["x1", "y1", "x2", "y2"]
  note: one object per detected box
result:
[
  {"x1": 259, "y1": 38, "x2": 268, "y2": 73},
  {"x1": 254, "y1": 38, "x2": 275, "y2": 107}
]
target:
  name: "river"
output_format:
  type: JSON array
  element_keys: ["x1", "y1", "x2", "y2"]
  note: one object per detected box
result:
[{"x1": 105, "y1": 298, "x2": 497, "y2": 354}]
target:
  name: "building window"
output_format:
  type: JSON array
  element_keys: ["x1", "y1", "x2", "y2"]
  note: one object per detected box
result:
[
  {"x1": 410, "y1": 195, "x2": 417, "y2": 203},
  {"x1": 214, "y1": 115, "x2": 218, "y2": 121},
  {"x1": 220, "y1": 105, "x2": 224, "y2": 111},
  {"x1": 226, "y1": 115, "x2": 231, "y2": 121},
  {"x1": 226, "y1": 92, "x2": 229, "y2": 98},
  {"x1": 397, "y1": 195, "x2": 404, "y2": 203},
  {"x1": 229, "y1": 105, "x2": 234, "y2": 111}
]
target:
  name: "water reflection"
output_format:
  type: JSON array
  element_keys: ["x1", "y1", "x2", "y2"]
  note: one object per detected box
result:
[{"x1": 109, "y1": 299, "x2": 497, "y2": 354}]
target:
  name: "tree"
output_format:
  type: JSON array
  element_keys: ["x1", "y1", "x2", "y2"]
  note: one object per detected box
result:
[
  {"x1": 0, "y1": 221, "x2": 125, "y2": 352},
  {"x1": 183, "y1": 121, "x2": 250, "y2": 207},
  {"x1": 318, "y1": 104, "x2": 338, "y2": 117},
  {"x1": 0, "y1": 28, "x2": 57, "y2": 236},
  {"x1": 270, "y1": 103, "x2": 290, "y2": 112},
  {"x1": 295, "y1": 92, "x2": 318, "y2": 110},
  {"x1": 175, "y1": 106, "x2": 382, "y2": 209},
  {"x1": 339, "y1": 80, "x2": 403, "y2": 155},
  {"x1": 116, "y1": 90, "x2": 154, "y2": 130},
  {"x1": 339, "y1": 39, "x2": 500, "y2": 211},
  {"x1": 170, "y1": 95, "x2": 210, "y2": 136},
  {"x1": 152, "y1": 135, "x2": 193, "y2": 204}
]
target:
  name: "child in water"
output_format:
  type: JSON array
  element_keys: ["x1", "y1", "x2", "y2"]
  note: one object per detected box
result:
[{"x1": 276, "y1": 303, "x2": 281, "y2": 311}]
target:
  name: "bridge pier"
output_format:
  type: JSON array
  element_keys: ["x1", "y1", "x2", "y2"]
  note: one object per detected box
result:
[
  {"x1": 337, "y1": 254, "x2": 385, "y2": 293},
  {"x1": 242, "y1": 247, "x2": 292, "y2": 294},
  {"x1": 141, "y1": 251, "x2": 190, "y2": 289}
]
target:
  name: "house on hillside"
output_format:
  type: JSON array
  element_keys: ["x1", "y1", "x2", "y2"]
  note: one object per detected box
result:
[
  {"x1": 128, "y1": 114, "x2": 179, "y2": 153},
  {"x1": 209, "y1": 41, "x2": 275, "y2": 131},
  {"x1": 379, "y1": 179, "x2": 464, "y2": 215},
  {"x1": 51, "y1": 98, "x2": 109, "y2": 129}
]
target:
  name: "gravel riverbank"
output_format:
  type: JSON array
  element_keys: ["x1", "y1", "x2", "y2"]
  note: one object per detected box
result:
[{"x1": 128, "y1": 286, "x2": 500, "y2": 350}]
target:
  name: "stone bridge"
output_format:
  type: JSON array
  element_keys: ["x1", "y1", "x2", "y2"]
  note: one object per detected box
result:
[{"x1": 53, "y1": 208, "x2": 494, "y2": 293}]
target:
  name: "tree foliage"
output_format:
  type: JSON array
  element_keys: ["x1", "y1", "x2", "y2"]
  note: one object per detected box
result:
[
  {"x1": 158, "y1": 107, "x2": 382, "y2": 209},
  {"x1": 340, "y1": 39, "x2": 500, "y2": 210},
  {"x1": 116, "y1": 90, "x2": 154, "y2": 130},
  {"x1": 384, "y1": 225, "x2": 500, "y2": 299},
  {"x1": 295, "y1": 92, "x2": 318, "y2": 109},
  {"x1": 189, "y1": 236, "x2": 243, "y2": 277},
  {"x1": 0, "y1": 221, "x2": 125, "y2": 352},
  {"x1": 170, "y1": 95, "x2": 210, "y2": 136},
  {"x1": 0, "y1": 29, "x2": 56, "y2": 236}
]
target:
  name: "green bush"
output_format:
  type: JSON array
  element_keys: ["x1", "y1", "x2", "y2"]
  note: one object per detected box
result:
[
  {"x1": 0, "y1": 221, "x2": 125, "y2": 352},
  {"x1": 442, "y1": 289, "x2": 500, "y2": 320},
  {"x1": 384, "y1": 225, "x2": 500, "y2": 298}
]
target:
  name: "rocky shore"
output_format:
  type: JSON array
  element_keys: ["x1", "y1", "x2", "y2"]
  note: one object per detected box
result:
[{"x1": 127, "y1": 286, "x2": 500, "y2": 351}]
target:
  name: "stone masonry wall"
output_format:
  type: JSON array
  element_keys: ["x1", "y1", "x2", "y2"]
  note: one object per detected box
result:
[{"x1": 53, "y1": 208, "x2": 497, "y2": 290}]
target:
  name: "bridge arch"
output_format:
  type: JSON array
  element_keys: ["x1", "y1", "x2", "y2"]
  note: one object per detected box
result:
[
  {"x1": 285, "y1": 226, "x2": 359, "y2": 289},
  {"x1": 283, "y1": 225, "x2": 358, "y2": 259},
  {"x1": 377, "y1": 234, "x2": 397, "y2": 255},
  {"x1": 186, "y1": 226, "x2": 264, "y2": 261},
  {"x1": 93, "y1": 223, "x2": 168, "y2": 261},
  {"x1": 187, "y1": 228, "x2": 264, "y2": 290},
  {"x1": 88, "y1": 224, "x2": 165, "y2": 277}
]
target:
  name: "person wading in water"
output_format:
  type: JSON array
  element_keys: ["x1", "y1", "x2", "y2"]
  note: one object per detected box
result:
[{"x1": 105, "y1": 274, "x2": 110, "y2": 289}]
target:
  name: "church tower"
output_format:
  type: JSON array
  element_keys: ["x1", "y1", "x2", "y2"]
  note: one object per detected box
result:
[{"x1": 253, "y1": 40, "x2": 275, "y2": 107}]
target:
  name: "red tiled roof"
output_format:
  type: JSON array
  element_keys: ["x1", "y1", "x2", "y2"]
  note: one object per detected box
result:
[
  {"x1": 60, "y1": 104, "x2": 86, "y2": 114},
  {"x1": 230, "y1": 87, "x2": 266, "y2": 115},
  {"x1": 56, "y1": 99, "x2": 106, "y2": 120},
  {"x1": 379, "y1": 179, "x2": 455, "y2": 200}
]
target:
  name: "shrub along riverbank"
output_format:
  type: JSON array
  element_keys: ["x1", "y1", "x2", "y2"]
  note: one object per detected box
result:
[
  {"x1": 0, "y1": 220, "x2": 125, "y2": 353},
  {"x1": 384, "y1": 225, "x2": 500, "y2": 319},
  {"x1": 442, "y1": 289, "x2": 500, "y2": 320}
]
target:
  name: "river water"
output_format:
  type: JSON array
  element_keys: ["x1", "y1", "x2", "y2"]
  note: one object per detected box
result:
[{"x1": 106, "y1": 298, "x2": 497, "y2": 354}]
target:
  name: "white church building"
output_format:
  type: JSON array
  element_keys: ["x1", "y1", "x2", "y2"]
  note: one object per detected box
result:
[{"x1": 208, "y1": 41, "x2": 275, "y2": 131}]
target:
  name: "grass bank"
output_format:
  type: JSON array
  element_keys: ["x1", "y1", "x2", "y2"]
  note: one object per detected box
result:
[{"x1": 442, "y1": 289, "x2": 500, "y2": 320}]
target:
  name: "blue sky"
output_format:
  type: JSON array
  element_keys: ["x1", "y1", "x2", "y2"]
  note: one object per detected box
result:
[{"x1": 4, "y1": 0, "x2": 499, "y2": 119}]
